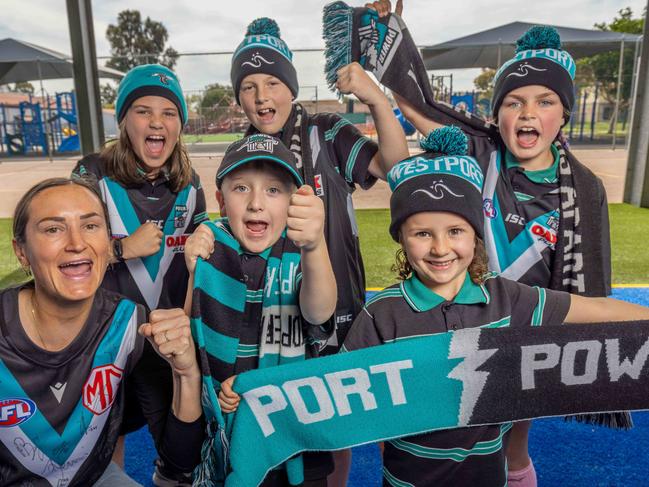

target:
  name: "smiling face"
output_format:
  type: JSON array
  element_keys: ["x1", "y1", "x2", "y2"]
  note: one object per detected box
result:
[
  {"x1": 216, "y1": 162, "x2": 295, "y2": 253},
  {"x1": 13, "y1": 184, "x2": 110, "y2": 305},
  {"x1": 497, "y1": 85, "x2": 565, "y2": 170},
  {"x1": 239, "y1": 74, "x2": 294, "y2": 135},
  {"x1": 123, "y1": 95, "x2": 181, "y2": 176},
  {"x1": 400, "y1": 211, "x2": 476, "y2": 301}
]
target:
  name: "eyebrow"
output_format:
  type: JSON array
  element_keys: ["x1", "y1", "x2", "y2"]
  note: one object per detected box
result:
[{"x1": 36, "y1": 212, "x2": 102, "y2": 224}]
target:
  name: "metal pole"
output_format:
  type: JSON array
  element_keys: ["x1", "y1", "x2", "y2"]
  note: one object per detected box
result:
[
  {"x1": 624, "y1": 0, "x2": 649, "y2": 206},
  {"x1": 626, "y1": 37, "x2": 642, "y2": 149},
  {"x1": 612, "y1": 38, "x2": 625, "y2": 150},
  {"x1": 66, "y1": 0, "x2": 104, "y2": 155}
]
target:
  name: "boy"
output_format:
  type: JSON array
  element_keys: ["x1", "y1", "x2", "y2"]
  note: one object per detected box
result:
[
  {"x1": 231, "y1": 17, "x2": 409, "y2": 355},
  {"x1": 185, "y1": 134, "x2": 337, "y2": 486}
]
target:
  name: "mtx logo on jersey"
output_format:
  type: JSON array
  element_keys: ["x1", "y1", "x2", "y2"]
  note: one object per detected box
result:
[
  {"x1": 0, "y1": 398, "x2": 36, "y2": 427},
  {"x1": 166, "y1": 234, "x2": 190, "y2": 253},
  {"x1": 174, "y1": 205, "x2": 188, "y2": 228},
  {"x1": 83, "y1": 364, "x2": 123, "y2": 415},
  {"x1": 483, "y1": 198, "x2": 498, "y2": 219}
]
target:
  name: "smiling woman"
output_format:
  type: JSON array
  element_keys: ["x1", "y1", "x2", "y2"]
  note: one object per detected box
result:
[{"x1": 0, "y1": 178, "x2": 203, "y2": 486}]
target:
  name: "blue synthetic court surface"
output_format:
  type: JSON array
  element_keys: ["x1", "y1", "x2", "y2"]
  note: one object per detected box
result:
[{"x1": 124, "y1": 287, "x2": 649, "y2": 486}]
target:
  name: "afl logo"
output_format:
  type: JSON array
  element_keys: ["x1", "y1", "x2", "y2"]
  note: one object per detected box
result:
[
  {"x1": 483, "y1": 198, "x2": 497, "y2": 219},
  {"x1": 0, "y1": 398, "x2": 37, "y2": 427}
]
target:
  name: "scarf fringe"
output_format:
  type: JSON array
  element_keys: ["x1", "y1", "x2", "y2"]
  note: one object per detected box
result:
[
  {"x1": 323, "y1": 1, "x2": 354, "y2": 91},
  {"x1": 564, "y1": 412, "x2": 634, "y2": 430},
  {"x1": 192, "y1": 420, "x2": 229, "y2": 487}
]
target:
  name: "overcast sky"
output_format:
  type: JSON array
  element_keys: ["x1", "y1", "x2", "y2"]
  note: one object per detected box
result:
[{"x1": 1, "y1": 0, "x2": 646, "y2": 99}]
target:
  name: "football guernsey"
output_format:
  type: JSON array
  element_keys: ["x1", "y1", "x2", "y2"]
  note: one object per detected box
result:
[
  {"x1": 0, "y1": 284, "x2": 203, "y2": 486},
  {"x1": 73, "y1": 154, "x2": 208, "y2": 311},
  {"x1": 343, "y1": 273, "x2": 571, "y2": 487}
]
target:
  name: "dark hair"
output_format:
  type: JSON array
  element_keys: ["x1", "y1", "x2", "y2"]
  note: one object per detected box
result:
[
  {"x1": 13, "y1": 177, "x2": 110, "y2": 244},
  {"x1": 392, "y1": 236, "x2": 489, "y2": 285},
  {"x1": 100, "y1": 119, "x2": 192, "y2": 193}
]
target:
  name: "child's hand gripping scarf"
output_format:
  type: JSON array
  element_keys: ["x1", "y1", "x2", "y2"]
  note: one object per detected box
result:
[
  {"x1": 191, "y1": 219, "x2": 327, "y2": 486},
  {"x1": 323, "y1": 3, "x2": 620, "y2": 427},
  {"x1": 216, "y1": 321, "x2": 649, "y2": 486},
  {"x1": 322, "y1": 1, "x2": 493, "y2": 136}
]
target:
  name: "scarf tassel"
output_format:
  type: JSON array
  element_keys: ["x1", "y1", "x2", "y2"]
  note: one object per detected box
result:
[
  {"x1": 323, "y1": 1, "x2": 354, "y2": 91},
  {"x1": 564, "y1": 411, "x2": 634, "y2": 430},
  {"x1": 192, "y1": 419, "x2": 229, "y2": 487}
]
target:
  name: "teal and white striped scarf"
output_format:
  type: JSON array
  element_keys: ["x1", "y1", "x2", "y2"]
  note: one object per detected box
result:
[
  {"x1": 191, "y1": 218, "x2": 307, "y2": 485},
  {"x1": 221, "y1": 321, "x2": 649, "y2": 486}
]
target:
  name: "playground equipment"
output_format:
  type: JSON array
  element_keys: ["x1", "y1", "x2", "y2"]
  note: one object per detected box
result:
[{"x1": 0, "y1": 91, "x2": 80, "y2": 157}]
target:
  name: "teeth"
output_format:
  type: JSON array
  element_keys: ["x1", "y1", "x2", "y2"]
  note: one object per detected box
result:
[
  {"x1": 519, "y1": 128, "x2": 536, "y2": 132},
  {"x1": 147, "y1": 135, "x2": 164, "y2": 140},
  {"x1": 258, "y1": 108, "x2": 274, "y2": 114}
]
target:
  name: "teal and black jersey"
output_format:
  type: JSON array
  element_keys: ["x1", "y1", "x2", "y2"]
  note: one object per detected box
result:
[
  {"x1": 343, "y1": 273, "x2": 570, "y2": 487},
  {"x1": 73, "y1": 154, "x2": 208, "y2": 311},
  {"x1": 0, "y1": 284, "x2": 203, "y2": 486},
  {"x1": 294, "y1": 112, "x2": 378, "y2": 353},
  {"x1": 425, "y1": 109, "x2": 610, "y2": 294}
]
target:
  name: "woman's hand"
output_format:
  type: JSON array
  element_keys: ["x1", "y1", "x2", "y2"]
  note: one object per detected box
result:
[{"x1": 139, "y1": 308, "x2": 199, "y2": 378}]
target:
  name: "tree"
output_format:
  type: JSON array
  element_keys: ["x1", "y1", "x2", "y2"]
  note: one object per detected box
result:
[
  {"x1": 473, "y1": 68, "x2": 495, "y2": 99},
  {"x1": 100, "y1": 83, "x2": 117, "y2": 107},
  {"x1": 199, "y1": 84, "x2": 235, "y2": 120},
  {"x1": 10, "y1": 81, "x2": 35, "y2": 94},
  {"x1": 577, "y1": 7, "x2": 644, "y2": 132},
  {"x1": 106, "y1": 10, "x2": 179, "y2": 72}
]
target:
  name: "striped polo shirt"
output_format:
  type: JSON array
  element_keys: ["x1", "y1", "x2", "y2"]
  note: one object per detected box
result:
[{"x1": 343, "y1": 272, "x2": 570, "y2": 486}]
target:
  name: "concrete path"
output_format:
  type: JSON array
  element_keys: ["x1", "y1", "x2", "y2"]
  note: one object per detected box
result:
[{"x1": 0, "y1": 146, "x2": 629, "y2": 217}]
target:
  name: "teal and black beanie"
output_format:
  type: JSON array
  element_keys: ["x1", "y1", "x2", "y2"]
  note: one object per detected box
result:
[
  {"x1": 231, "y1": 18, "x2": 298, "y2": 104},
  {"x1": 388, "y1": 126, "x2": 484, "y2": 241},
  {"x1": 115, "y1": 64, "x2": 188, "y2": 124},
  {"x1": 492, "y1": 26, "x2": 575, "y2": 119}
]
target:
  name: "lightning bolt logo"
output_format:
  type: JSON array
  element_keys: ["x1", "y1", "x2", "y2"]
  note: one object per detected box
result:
[{"x1": 447, "y1": 329, "x2": 497, "y2": 426}]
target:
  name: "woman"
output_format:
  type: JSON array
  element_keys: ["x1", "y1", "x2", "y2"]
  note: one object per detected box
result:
[{"x1": 1, "y1": 177, "x2": 203, "y2": 486}]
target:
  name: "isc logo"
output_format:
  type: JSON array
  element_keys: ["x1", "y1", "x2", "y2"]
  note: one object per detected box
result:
[
  {"x1": 83, "y1": 364, "x2": 123, "y2": 415},
  {"x1": 0, "y1": 398, "x2": 36, "y2": 427}
]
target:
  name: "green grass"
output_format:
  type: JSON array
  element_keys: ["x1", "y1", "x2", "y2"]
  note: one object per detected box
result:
[
  {"x1": 183, "y1": 133, "x2": 243, "y2": 144},
  {"x1": 1, "y1": 204, "x2": 647, "y2": 290}
]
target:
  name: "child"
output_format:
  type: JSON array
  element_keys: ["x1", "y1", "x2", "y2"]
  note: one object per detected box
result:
[
  {"x1": 342, "y1": 126, "x2": 649, "y2": 487},
  {"x1": 185, "y1": 134, "x2": 337, "y2": 486},
  {"x1": 326, "y1": 8, "x2": 613, "y2": 483},
  {"x1": 72, "y1": 63, "x2": 208, "y2": 486},
  {"x1": 231, "y1": 17, "x2": 409, "y2": 355}
]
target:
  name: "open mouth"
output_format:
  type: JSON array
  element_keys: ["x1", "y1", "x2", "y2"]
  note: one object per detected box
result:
[
  {"x1": 516, "y1": 127, "x2": 539, "y2": 148},
  {"x1": 257, "y1": 108, "x2": 276, "y2": 123},
  {"x1": 145, "y1": 135, "x2": 165, "y2": 155},
  {"x1": 245, "y1": 220, "x2": 269, "y2": 235},
  {"x1": 58, "y1": 259, "x2": 93, "y2": 278}
]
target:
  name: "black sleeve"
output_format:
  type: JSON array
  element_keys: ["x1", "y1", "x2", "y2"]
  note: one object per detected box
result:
[
  {"x1": 71, "y1": 153, "x2": 104, "y2": 183},
  {"x1": 130, "y1": 340, "x2": 204, "y2": 472},
  {"x1": 189, "y1": 171, "x2": 209, "y2": 230},
  {"x1": 341, "y1": 306, "x2": 383, "y2": 352},
  {"x1": 326, "y1": 113, "x2": 379, "y2": 189},
  {"x1": 598, "y1": 179, "x2": 612, "y2": 296},
  {"x1": 504, "y1": 278, "x2": 570, "y2": 327}
]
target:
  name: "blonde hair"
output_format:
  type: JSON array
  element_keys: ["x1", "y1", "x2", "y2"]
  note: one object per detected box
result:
[
  {"x1": 392, "y1": 236, "x2": 489, "y2": 285},
  {"x1": 100, "y1": 120, "x2": 192, "y2": 192}
]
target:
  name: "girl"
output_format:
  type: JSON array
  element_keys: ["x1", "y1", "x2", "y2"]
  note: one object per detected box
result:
[
  {"x1": 72, "y1": 63, "x2": 207, "y2": 486},
  {"x1": 342, "y1": 127, "x2": 649, "y2": 487}
]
